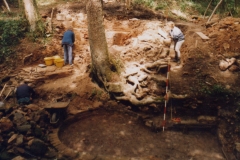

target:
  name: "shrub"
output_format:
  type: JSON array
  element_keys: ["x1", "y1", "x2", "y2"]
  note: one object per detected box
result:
[{"x1": 0, "y1": 19, "x2": 28, "y2": 63}]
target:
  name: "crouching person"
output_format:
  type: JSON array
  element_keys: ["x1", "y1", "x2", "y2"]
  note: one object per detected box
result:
[{"x1": 16, "y1": 81, "x2": 35, "y2": 105}]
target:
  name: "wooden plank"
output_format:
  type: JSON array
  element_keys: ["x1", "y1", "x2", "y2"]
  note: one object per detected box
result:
[{"x1": 195, "y1": 32, "x2": 210, "y2": 40}]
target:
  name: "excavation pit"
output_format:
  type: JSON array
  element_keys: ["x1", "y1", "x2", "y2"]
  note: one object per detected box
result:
[{"x1": 58, "y1": 108, "x2": 225, "y2": 160}]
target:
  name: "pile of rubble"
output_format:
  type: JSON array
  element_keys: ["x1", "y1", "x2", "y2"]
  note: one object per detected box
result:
[{"x1": 0, "y1": 103, "x2": 60, "y2": 159}]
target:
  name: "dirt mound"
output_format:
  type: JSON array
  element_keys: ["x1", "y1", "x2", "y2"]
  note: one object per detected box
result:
[{"x1": 206, "y1": 17, "x2": 240, "y2": 53}]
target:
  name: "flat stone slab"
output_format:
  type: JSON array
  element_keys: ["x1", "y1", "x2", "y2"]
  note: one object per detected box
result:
[{"x1": 44, "y1": 101, "x2": 70, "y2": 109}]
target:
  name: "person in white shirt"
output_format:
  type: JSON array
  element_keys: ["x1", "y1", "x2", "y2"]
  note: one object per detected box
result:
[{"x1": 168, "y1": 21, "x2": 185, "y2": 64}]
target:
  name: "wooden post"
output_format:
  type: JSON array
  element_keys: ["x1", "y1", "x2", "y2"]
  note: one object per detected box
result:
[
  {"x1": 49, "y1": 8, "x2": 54, "y2": 33},
  {"x1": 195, "y1": 40, "x2": 198, "y2": 48}
]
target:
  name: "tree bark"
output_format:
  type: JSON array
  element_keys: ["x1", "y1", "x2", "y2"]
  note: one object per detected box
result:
[
  {"x1": 22, "y1": 0, "x2": 41, "y2": 32},
  {"x1": 3, "y1": 0, "x2": 11, "y2": 12},
  {"x1": 207, "y1": 0, "x2": 223, "y2": 23},
  {"x1": 86, "y1": 0, "x2": 119, "y2": 87}
]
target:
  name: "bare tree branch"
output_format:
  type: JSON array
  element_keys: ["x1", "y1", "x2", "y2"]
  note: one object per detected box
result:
[
  {"x1": 3, "y1": 0, "x2": 11, "y2": 12},
  {"x1": 207, "y1": 0, "x2": 223, "y2": 24},
  {"x1": 204, "y1": 0, "x2": 213, "y2": 19}
]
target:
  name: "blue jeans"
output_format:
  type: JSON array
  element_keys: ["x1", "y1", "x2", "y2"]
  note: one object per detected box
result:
[
  {"x1": 63, "y1": 45, "x2": 73, "y2": 65},
  {"x1": 18, "y1": 97, "x2": 30, "y2": 104}
]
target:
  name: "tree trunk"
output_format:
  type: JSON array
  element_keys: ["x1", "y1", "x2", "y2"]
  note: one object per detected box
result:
[
  {"x1": 86, "y1": 0, "x2": 119, "y2": 87},
  {"x1": 207, "y1": 0, "x2": 223, "y2": 23},
  {"x1": 3, "y1": 0, "x2": 11, "y2": 12},
  {"x1": 22, "y1": 0, "x2": 41, "y2": 32}
]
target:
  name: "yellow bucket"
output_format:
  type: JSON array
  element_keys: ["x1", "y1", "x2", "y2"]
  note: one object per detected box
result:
[
  {"x1": 55, "y1": 59, "x2": 64, "y2": 68},
  {"x1": 44, "y1": 57, "x2": 53, "y2": 66},
  {"x1": 53, "y1": 55, "x2": 61, "y2": 65}
]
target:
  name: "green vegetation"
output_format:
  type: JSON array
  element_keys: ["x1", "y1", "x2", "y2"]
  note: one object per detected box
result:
[
  {"x1": 0, "y1": 19, "x2": 28, "y2": 63},
  {"x1": 155, "y1": 3, "x2": 168, "y2": 10},
  {"x1": 0, "y1": 0, "x2": 46, "y2": 63},
  {"x1": 133, "y1": 0, "x2": 155, "y2": 8},
  {"x1": 133, "y1": 0, "x2": 240, "y2": 17},
  {"x1": 182, "y1": 0, "x2": 239, "y2": 16},
  {"x1": 155, "y1": 0, "x2": 172, "y2": 11},
  {"x1": 209, "y1": 84, "x2": 230, "y2": 96},
  {"x1": 191, "y1": 0, "x2": 239, "y2": 16},
  {"x1": 198, "y1": 82, "x2": 232, "y2": 97},
  {"x1": 26, "y1": 19, "x2": 46, "y2": 42}
]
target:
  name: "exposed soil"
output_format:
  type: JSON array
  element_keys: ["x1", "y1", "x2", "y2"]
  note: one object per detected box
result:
[
  {"x1": 59, "y1": 108, "x2": 224, "y2": 160},
  {"x1": 1, "y1": 0, "x2": 240, "y2": 159}
]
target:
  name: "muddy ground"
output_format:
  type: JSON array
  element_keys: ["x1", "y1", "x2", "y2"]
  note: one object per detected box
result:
[{"x1": 0, "y1": 0, "x2": 240, "y2": 159}]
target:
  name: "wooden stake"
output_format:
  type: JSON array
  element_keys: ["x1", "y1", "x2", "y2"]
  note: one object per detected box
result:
[{"x1": 50, "y1": 8, "x2": 54, "y2": 33}]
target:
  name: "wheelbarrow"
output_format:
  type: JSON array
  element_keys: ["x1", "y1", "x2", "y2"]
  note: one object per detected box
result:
[{"x1": 44, "y1": 100, "x2": 70, "y2": 125}]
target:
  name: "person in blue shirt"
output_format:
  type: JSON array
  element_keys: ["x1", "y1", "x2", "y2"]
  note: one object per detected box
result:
[
  {"x1": 16, "y1": 81, "x2": 35, "y2": 105},
  {"x1": 168, "y1": 21, "x2": 185, "y2": 64},
  {"x1": 62, "y1": 27, "x2": 75, "y2": 66}
]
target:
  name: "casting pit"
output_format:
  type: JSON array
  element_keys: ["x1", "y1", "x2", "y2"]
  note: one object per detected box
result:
[{"x1": 59, "y1": 108, "x2": 225, "y2": 160}]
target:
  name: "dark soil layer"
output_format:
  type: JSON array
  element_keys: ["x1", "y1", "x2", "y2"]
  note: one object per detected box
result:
[{"x1": 59, "y1": 109, "x2": 224, "y2": 160}]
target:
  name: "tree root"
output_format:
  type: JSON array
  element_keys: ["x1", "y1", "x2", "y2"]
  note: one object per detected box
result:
[{"x1": 111, "y1": 59, "x2": 187, "y2": 107}]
